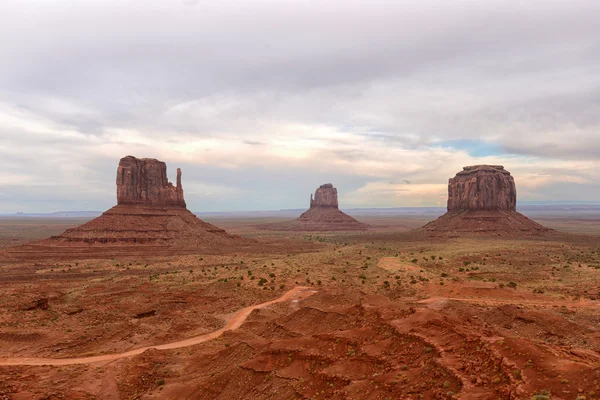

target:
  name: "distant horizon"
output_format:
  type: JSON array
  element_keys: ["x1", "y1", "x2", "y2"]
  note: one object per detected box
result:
[{"x1": 3, "y1": 200, "x2": 600, "y2": 217}]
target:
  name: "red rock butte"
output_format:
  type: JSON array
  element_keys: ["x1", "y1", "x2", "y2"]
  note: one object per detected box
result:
[
  {"x1": 420, "y1": 165, "x2": 552, "y2": 236},
  {"x1": 448, "y1": 165, "x2": 516, "y2": 212},
  {"x1": 309, "y1": 183, "x2": 338, "y2": 208},
  {"x1": 117, "y1": 156, "x2": 186, "y2": 208},
  {"x1": 5, "y1": 156, "x2": 251, "y2": 259},
  {"x1": 257, "y1": 183, "x2": 369, "y2": 231}
]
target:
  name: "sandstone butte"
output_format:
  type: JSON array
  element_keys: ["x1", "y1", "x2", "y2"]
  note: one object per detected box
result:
[
  {"x1": 257, "y1": 183, "x2": 369, "y2": 231},
  {"x1": 420, "y1": 165, "x2": 552, "y2": 235},
  {"x1": 15, "y1": 156, "x2": 250, "y2": 256},
  {"x1": 116, "y1": 156, "x2": 186, "y2": 208}
]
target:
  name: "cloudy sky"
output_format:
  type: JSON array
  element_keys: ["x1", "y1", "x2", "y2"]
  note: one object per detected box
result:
[{"x1": 1, "y1": 0, "x2": 599, "y2": 212}]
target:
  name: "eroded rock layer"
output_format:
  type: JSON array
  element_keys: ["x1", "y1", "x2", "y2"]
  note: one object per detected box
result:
[
  {"x1": 48, "y1": 205, "x2": 237, "y2": 247},
  {"x1": 420, "y1": 210, "x2": 551, "y2": 236}
]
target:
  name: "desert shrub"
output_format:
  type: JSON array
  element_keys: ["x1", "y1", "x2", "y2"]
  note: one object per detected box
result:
[{"x1": 531, "y1": 389, "x2": 550, "y2": 400}]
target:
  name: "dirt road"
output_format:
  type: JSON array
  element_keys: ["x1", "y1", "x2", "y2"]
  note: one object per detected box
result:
[{"x1": 0, "y1": 286, "x2": 317, "y2": 366}]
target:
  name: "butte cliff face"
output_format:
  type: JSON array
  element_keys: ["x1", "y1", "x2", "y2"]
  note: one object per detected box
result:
[
  {"x1": 117, "y1": 156, "x2": 185, "y2": 207},
  {"x1": 447, "y1": 165, "x2": 516, "y2": 212},
  {"x1": 310, "y1": 184, "x2": 338, "y2": 208},
  {"x1": 257, "y1": 183, "x2": 368, "y2": 231},
  {"x1": 421, "y1": 165, "x2": 551, "y2": 236}
]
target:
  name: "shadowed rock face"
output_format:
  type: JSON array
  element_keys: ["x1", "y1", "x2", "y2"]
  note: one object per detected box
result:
[
  {"x1": 310, "y1": 183, "x2": 338, "y2": 209},
  {"x1": 448, "y1": 165, "x2": 516, "y2": 212},
  {"x1": 116, "y1": 156, "x2": 185, "y2": 207}
]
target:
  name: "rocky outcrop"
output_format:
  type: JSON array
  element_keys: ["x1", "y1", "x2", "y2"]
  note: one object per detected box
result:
[
  {"x1": 32, "y1": 155, "x2": 250, "y2": 253},
  {"x1": 257, "y1": 183, "x2": 368, "y2": 231},
  {"x1": 447, "y1": 165, "x2": 516, "y2": 212},
  {"x1": 310, "y1": 184, "x2": 338, "y2": 208},
  {"x1": 117, "y1": 156, "x2": 185, "y2": 208},
  {"x1": 420, "y1": 165, "x2": 551, "y2": 236}
]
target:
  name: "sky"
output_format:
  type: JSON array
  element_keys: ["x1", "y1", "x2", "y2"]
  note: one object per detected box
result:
[{"x1": 1, "y1": 0, "x2": 599, "y2": 212}]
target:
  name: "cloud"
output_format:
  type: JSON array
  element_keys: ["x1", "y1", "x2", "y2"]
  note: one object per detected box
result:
[{"x1": 0, "y1": 0, "x2": 599, "y2": 212}]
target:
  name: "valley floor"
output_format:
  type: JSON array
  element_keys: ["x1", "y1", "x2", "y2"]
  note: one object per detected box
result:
[{"x1": 1, "y1": 217, "x2": 600, "y2": 399}]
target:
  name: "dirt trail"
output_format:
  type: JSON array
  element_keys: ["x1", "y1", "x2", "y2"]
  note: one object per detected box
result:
[{"x1": 0, "y1": 286, "x2": 317, "y2": 367}]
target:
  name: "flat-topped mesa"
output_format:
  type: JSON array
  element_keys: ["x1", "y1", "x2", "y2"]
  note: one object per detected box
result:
[
  {"x1": 419, "y1": 165, "x2": 552, "y2": 235},
  {"x1": 116, "y1": 156, "x2": 186, "y2": 208},
  {"x1": 448, "y1": 165, "x2": 516, "y2": 212},
  {"x1": 310, "y1": 183, "x2": 338, "y2": 209}
]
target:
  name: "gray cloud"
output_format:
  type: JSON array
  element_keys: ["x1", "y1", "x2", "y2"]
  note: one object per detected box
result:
[{"x1": 1, "y1": 0, "x2": 599, "y2": 212}]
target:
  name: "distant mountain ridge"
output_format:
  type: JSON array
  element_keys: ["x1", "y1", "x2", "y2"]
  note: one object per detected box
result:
[
  {"x1": 0, "y1": 211, "x2": 103, "y2": 218},
  {"x1": 2, "y1": 204, "x2": 600, "y2": 218}
]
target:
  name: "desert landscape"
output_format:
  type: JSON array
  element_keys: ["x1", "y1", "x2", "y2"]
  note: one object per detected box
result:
[
  {"x1": 1, "y1": 159, "x2": 600, "y2": 400},
  {"x1": 2, "y1": 2, "x2": 600, "y2": 399}
]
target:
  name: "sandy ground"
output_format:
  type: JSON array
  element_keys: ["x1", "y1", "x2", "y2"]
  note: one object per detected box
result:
[
  {"x1": 0, "y1": 286, "x2": 316, "y2": 367},
  {"x1": 2, "y1": 216, "x2": 600, "y2": 399}
]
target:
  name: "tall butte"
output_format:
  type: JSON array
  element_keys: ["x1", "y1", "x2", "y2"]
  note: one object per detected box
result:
[
  {"x1": 421, "y1": 165, "x2": 551, "y2": 235},
  {"x1": 116, "y1": 156, "x2": 186, "y2": 207},
  {"x1": 34, "y1": 156, "x2": 249, "y2": 255},
  {"x1": 257, "y1": 183, "x2": 368, "y2": 231}
]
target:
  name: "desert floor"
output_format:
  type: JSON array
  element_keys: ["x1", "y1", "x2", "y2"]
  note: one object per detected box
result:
[{"x1": 1, "y1": 213, "x2": 600, "y2": 399}]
